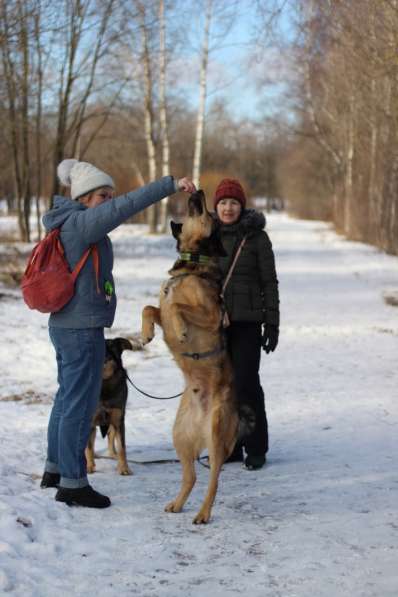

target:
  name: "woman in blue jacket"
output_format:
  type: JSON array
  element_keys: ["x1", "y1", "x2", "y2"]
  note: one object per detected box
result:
[{"x1": 40, "y1": 159, "x2": 195, "y2": 508}]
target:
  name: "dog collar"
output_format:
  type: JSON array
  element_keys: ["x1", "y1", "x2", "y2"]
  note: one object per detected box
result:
[
  {"x1": 179, "y1": 252, "x2": 211, "y2": 265},
  {"x1": 181, "y1": 339, "x2": 225, "y2": 361}
]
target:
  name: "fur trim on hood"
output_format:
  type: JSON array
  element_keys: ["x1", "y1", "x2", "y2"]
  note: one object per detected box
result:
[{"x1": 217, "y1": 209, "x2": 266, "y2": 236}]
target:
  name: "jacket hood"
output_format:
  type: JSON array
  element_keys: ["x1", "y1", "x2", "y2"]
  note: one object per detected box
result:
[
  {"x1": 42, "y1": 195, "x2": 86, "y2": 231},
  {"x1": 218, "y1": 208, "x2": 266, "y2": 236}
]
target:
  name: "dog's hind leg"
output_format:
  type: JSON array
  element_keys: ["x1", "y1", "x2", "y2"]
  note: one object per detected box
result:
[
  {"x1": 141, "y1": 306, "x2": 161, "y2": 345},
  {"x1": 85, "y1": 427, "x2": 97, "y2": 474},
  {"x1": 165, "y1": 407, "x2": 197, "y2": 513},
  {"x1": 192, "y1": 407, "x2": 227, "y2": 524},
  {"x1": 165, "y1": 455, "x2": 196, "y2": 514}
]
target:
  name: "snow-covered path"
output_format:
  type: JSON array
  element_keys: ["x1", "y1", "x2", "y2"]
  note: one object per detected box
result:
[{"x1": 0, "y1": 214, "x2": 397, "y2": 596}]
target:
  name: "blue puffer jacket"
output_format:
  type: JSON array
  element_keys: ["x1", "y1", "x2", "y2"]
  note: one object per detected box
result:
[{"x1": 42, "y1": 176, "x2": 177, "y2": 329}]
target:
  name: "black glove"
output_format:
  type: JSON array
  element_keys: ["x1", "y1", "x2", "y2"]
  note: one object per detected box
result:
[{"x1": 261, "y1": 324, "x2": 279, "y2": 353}]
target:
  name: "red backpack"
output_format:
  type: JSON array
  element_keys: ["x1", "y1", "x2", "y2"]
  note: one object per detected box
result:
[{"x1": 21, "y1": 228, "x2": 99, "y2": 313}]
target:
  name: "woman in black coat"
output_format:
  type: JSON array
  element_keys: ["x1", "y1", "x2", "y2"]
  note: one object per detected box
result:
[{"x1": 214, "y1": 179, "x2": 280, "y2": 470}]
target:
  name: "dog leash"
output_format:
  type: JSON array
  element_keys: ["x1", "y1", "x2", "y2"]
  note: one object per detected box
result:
[
  {"x1": 96, "y1": 454, "x2": 210, "y2": 468},
  {"x1": 105, "y1": 343, "x2": 183, "y2": 400},
  {"x1": 125, "y1": 370, "x2": 183, "y2": 400}
]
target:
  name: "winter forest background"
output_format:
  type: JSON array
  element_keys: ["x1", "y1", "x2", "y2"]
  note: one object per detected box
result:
[
  {"x1": 1, "y1": 3, "x2": 398, "y2": 594},
  {"x1": 1, "y1": 0, "x2": 398, "y2": 255}
]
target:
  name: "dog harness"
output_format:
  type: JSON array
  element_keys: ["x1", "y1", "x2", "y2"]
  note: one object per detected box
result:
[
  {"x1": 162, "y1": 268, "x2": 227, "y2": 361},
  {"x1": 179, "y1": 252, "x2": 212, "y2": 265},
  {"x1": 180, "y1": 340, "x2": 226, "y2": 361},
  {"x1": 162, "y1": 271, "x2": 221, "y2": 296}
]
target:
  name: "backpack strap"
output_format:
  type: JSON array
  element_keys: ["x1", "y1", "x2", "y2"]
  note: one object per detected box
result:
[{"x1": 71, "y1": 245, "x2": 100, "y2": 294}]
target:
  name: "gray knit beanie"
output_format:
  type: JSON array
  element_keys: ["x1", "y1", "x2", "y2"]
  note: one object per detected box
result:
[{"x1": 57, "y1": 159, "x2": 115, "y2": 200}]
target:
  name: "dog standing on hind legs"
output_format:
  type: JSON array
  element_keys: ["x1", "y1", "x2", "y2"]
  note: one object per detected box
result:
[{"x1": 141, "y1": 190, "x2": 239, "y2": 524}]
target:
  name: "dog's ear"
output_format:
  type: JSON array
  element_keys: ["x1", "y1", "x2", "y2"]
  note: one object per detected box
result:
[
  {"x1": 113, "y1": 337, "x2": 133, "y2": 354},
  {"x1": 170, "y1": 221, "x2": 182, "y2": 239}
]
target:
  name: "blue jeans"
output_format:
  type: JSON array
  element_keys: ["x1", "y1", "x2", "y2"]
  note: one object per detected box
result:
[{"x1": 45, "y1": 327, "x2": 105, "y2": 488}]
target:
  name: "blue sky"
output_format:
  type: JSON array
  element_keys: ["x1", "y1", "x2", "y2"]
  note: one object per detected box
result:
[{"x1": 201, "y1": 1, "x2": 295, "y2": 120}]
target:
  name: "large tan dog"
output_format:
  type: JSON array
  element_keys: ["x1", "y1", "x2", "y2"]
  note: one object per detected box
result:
[{"x1": 141, "y1": 190, "x2": 239, "y2": 524}]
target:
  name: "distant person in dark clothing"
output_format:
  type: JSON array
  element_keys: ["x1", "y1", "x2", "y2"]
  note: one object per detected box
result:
[{"x1": 214, "y1": 178, "x2": 280, "y2": 470}]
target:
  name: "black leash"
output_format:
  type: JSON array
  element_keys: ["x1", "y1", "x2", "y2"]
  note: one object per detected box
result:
[
  {"x1": 96, "y1": 454, "x2": 210, "y2": 468},
  {"x1": 125, "y1": 370, "x2": 183, "y2": 400},
  {"x1": 105, "y1": 343, "x2": 183, "y2": 400},
  {"x1": 123, "y1": 371, "x2": 210, "y2": 467}
]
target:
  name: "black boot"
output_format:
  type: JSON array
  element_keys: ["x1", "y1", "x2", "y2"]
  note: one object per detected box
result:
[
  {"x1": 40, "y1": 472, "x2": 60, "y2": 488},
  {"x1": 55, "y1": 485, "x2": 111, "y2": 508},
  {"x1": 244, "y1": 454, "x2": 266, "y2": 470}
]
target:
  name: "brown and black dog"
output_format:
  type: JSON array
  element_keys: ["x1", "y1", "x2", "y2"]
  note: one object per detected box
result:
[
  {"x1": 141, "y1": 190, "x2": 239, "y2": 524},
  {"x1": 85, "y1": 337, "x2": 133, "y2": 476}
]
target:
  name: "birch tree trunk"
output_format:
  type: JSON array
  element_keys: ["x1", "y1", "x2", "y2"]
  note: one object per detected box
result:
[
  {"x1": 343, "y1": 94, "x2": 355, "y2": 237},
  {"x1": 192, "y1": 0, "x2": 213, "y2": 189},
  {"x1": 158, "y1": 0, "x2": 170, "y2": 233},
  {"x1": 139, "y1": 3, "x2": 158, "y2": 233},
  {"x1": 368, "y1": 77, "x2": 378, "y2": 240},
  {"x1": 367, "y1": 8, "x2": 380, "y2": 245}
]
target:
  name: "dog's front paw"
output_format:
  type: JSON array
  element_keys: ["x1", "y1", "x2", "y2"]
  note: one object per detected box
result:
[
  {"x1": 141, "y1": 331, "x2": 154, "y2": 345},
  {"x1": 141, "y1": 309, "x2": 156, "y2": 344},
  {"x1": 118, "y1": 463, "x2": 133, "y2": 476},
  {"x1": 165, "y1": 500, "x2": 182, "y2": 513}
]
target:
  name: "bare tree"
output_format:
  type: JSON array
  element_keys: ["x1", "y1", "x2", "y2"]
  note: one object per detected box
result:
[
  {"x1": 33, "y1": 0, "x2": 43, "y2": 239},
  {"x1": 51, "y1": 0, "x2": 117, "y2": 199},
  {"x1": 0, "y1": 0, "x2": 35, "y2": 240},
  {"x1": 273, "y1": 0, "x2": 398, "y2": 254},
  {"x1": 158, "y1": 0, "x2": 171, "y2": 232},
  {"x1": 137, "y1": 0, "x2": 158, "y2": 233},
  {"x1": 192, "y1": 0, "x2": 212, "y2": 188}
]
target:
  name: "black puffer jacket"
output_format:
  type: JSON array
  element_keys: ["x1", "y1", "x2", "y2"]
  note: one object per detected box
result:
[{"x1": 218, "y1": 209, "x2": 279, "y2": 325}]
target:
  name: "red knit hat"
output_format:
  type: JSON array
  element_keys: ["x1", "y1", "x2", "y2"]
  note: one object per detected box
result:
[{"x1": 213, "y1": 178, "x2": 246, "y2": 210}]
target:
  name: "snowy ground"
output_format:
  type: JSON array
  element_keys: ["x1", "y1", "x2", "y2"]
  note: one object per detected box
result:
[{"x1": 0, "y1": 213, "x2": 397, "y2": 596}]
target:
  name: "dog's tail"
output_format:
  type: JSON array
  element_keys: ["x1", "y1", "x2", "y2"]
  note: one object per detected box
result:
[
  {"x1": 237, "y1": 404, "x2": 256, "y2": 441},
  {"x1": 100, "y1": 424, "x2": 110, "y2": 439}
]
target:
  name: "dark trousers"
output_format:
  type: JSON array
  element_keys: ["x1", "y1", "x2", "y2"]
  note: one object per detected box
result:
[{"x1": 225, "y1": 321, "x2": 268, "y2": 457}]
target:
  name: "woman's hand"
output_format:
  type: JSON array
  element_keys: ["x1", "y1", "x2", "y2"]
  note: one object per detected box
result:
[
  {"x1": 177, "y1": 177, "x2": 196, "y2": 194},
  {"x1": 261, "y1": 324, "x2": 279, "y2": 353}
]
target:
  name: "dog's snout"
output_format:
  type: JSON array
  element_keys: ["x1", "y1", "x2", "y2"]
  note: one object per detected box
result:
[{"x1": 188, "y1": 190, "x2": 205, "y2": 216}]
